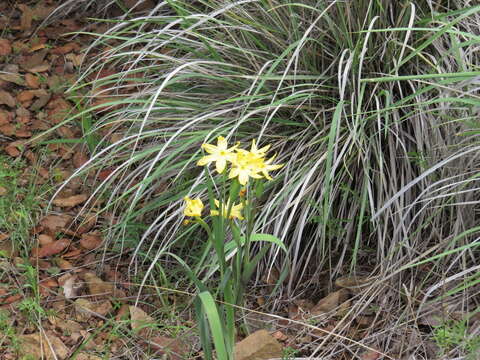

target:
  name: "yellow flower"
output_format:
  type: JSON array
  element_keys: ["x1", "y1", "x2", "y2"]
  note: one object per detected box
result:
[
  {"x1": 249, "y1": 139, "x2": 270, "y2": 157},
  {"x1": 183, "y1": 197, "x2": 204, "y2": 217},
  {"x1": 197, "y1": 136, "x2": 238, "y2": 174},
  {"x1": 252, "y1": 155, "x2": 284, "y2": 180},
  {"x1": 228, "y1": 151, "x2": 263, "y2": 185},
  {"x1": 210, "y1": 199, "x2": 244, "y2": 220}
]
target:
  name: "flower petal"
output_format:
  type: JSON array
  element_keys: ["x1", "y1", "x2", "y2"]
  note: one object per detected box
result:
[{"x1": 216, "y1": 158, "x2": 227, "y2": 173}]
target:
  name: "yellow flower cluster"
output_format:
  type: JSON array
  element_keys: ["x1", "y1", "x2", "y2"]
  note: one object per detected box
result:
[
  {"x1": 183, "y1": 137, "x2": 282, "y2": 220},
  {"x1": 183, "y1": 196, "x2": 244, "y2": 220},
  {"x1": 197, "y1": 136, "x2": 283, "y2": 185}
]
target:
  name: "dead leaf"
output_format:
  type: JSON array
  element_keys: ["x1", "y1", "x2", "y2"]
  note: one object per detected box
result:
[
  {"x1": 47, "y1": 97, "x2": 72, "y2": 124},
  {"x1": 30, "y1": 43, "x2": 47, "y2": 52},
  {"x1": 4, "y1": 142, "x2": 21, "y2": 157},
  {"x1": 57, "y1": 259, "x2": 74, "y2": 271},
  {"x1": 0, "y1": 186, "x2": 6, "y2": 196},
  {"x1": 30, "y1": 93, "x2": 51, "y2": 111},
  {"x1": 335, "y1": 276, "x2": 370, "y2": 290},
  {"x1": 40, "y1": 214, "x2": 72, "y2": 231},
  {"x1": 20, "y1": 49, "x2": 48, "y2": 71},
  {"x1": 360, "y1": 349, "x2": 382, "y2": 360},
  {"x1": 33, "y1": 238, "x2": 71, "y2": 258},
  {"x1": 130, "y1": 305, "x2": 155, "y2": 333},
  {"x1": 148, "y1": 336, "x2": 191, "y2": 360},
  {"x1": 18, "y1": 332, "x2": 69, "y2": 360},
  {"x1": 0, "y1": 38, "x2": 11, "y2": 56},
  {"x1": 0, "y1": 233, "x2": 17, "y2": 258},
  {"x1": 62, "y1": 275, "x2": 79, "y2": 299},
  {"x1": 310, "y1": 289, "x2": 349, "y2": 316},
  {"x1": 27, "y1": 63, "x2": 50, "y2": 73},
  {"x1": 0, "y1": 110, "x2": 11, "y2": 125},
  {"x1": 17, "y1": 90, "x2": 35, "y2": 102},
  {"x1": 38, "y1": 234, "x2": 54, "y2": 245},
  {"x1": 25, "y1": 73, "x2": 40, "y2": 88},
  {"x1": 73, "y1": 151, "x2": 89, "y2": 168},
  {"x1": 52, "y1": 194, "x2": 88, "y2": 207},
  {"x1": 80, "y1": 233, "x2": 102, "y2": 250},
  {"x1": 83, "y1": 272, "x2": 115, "y2": 297},
  {"x1": 31, "y1": 4, "x2": 56, "y2": 20},
  {"x1": 0, "y1": 90, "x2": 15, "y2": 107},
  {"x1": 0, "y1": 124, "x2": 15, "y2": 136},
  {"x1": 15, "y1": 128, "x2": 32, "y2": 138},
  {"x1": 76, "y1": 214, "x2": 97, "y2": 234},
  {"x1": 40, "y1": 278, "x2": 59, "y2": 289},
  {"x1": 2, "y1": 294, "x2": 22, "y2": 304},
  {"x1": 75, "y1": 298, "x2": 113, "y2": 320},
  {"x1": 51, "y1": 43, "x2": 80, "y2": 55},
  {"x1": 18, "y1": 4, "x2": 33, "y2": 32}
]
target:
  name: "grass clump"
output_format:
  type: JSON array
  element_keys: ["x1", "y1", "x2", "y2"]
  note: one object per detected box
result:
[
  {"x1": 0, "y1": 155, "x2": 48, "y2": 254},
  {"x1": 59, "y1": 1, "x2": 480, "y2": 358}
]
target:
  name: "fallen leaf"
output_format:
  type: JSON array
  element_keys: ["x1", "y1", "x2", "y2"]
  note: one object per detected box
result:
[
  {"x1": 0, "y1": 90, "x2": 15, "y2": 107},
  {"x1": 62, "y1": 275, "x2": 79, "y2": 299},
  {"x1": 0, "y1": 186, "x2": 6, "y2": 196},
  {"x1": 4, "y1": 143, "x2": 21, "y2": 157},
  {"x1": 34, "y1": 238, "x2": 71, "y2": 258},
  {"x1": 0, "y1": 38, "x2": 11, "y2": 56},
  {"x1": 0, "y1": 72, "x2": 24, "y2": 86},
  {"x1": 52, "y1": 194, "x2": 88, "y2": 207},
  {"x1": 335, "y1": 276, "x2": 370, "y2": 289},
  {"x1": 2, "y1": 294, "x2": 22, "y2": 304},
  {"x1": 80, "y1": 233, "x2": 102, "y2": 250},
  {"x1": 76, "y1": 214, "x2": 97, "y2": 234},
  {"x1": 73, "y1": 151, "x2": 89, "y2": 168},
  {"x1": 30, "y1": 43, "x2": 47, "y2": 52},
  {"x1": 17, "y1": 90, "x2": 35, "y2": 102},
  {"x1": 0, "y1": 233, "x2": 16, "y2": 258},
  {"x1": 83, "y1": 272, "x2": 115, "y2": 297},
  {"x1": 40, "y1": 214, "x2": 72, "y2": 231},
  {"x1": 310, "y1": 289, "x2": 350, "y2": 316},
  {"x1": 0, "y1": 124, "x2": 15, "y2": 136},
  {"x1": 57, "y1": 258, "x2": 73, "y2": 270},
  {"x1": 38, "y1": 234, "x2": 54, "y2": 245},
  {"x1": 25, "y1": 73, "x2": 40, "y2": 88},
  {"x1": 27, "y1": 63, "x2": 50, "y2": 73},
  {"x1": 148, "y1": 335, "x2": 191, "y2": 360},
  {"x1": 130, "y1": 305, "x2": 155, "y2": 333},
  {"x1": 30, "y1": 93, "x2": 51, "y2": 111},
  {"x1": 0, "y1": 110, "x2": 11, "y2": 125},
  {"x1": 20, "y1": 49, "x2": 48, "y2": 70},
  {"x1": 47, "y1": 97, "x2": 72, "y2": 124},
  {"x1": 31, "y1": 4, "x2": 56, "y2": 20},
  {"x1": 40, "y1": 278, "x2": 59, "y2": 289},
  {"x1": 51, "y1": 43, "x2": 80, "y2": 55},
  {"x1": 18, "y1": 4, "x2": 33, "y2": 32},
  {"x1": 360, "y1": 349, "x2": 382, "y2": 360},
  {"x1": 75, "y1": 298, "x2": 113, "y2": 320},
  {"x1": 18, "y1": 332, "x2": 69, "y2": 360}
]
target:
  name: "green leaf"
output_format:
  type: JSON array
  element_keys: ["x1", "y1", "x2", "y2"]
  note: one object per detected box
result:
[{"x1": 197, "y1": 291, "x2": 231, "y2": 360}]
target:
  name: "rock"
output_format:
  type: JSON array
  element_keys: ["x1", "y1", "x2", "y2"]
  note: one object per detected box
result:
[
  {"x1": 18, "y1": 332, "x2": 69, "y2": 360},
  {"x1": 234, "y1": 329, "x2": 283, "y2": 360}
]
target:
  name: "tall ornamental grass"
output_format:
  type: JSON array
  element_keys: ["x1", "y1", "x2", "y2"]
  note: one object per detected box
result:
[{"x1": 53, "y1": 0, "x2": 480, "y2": 357}]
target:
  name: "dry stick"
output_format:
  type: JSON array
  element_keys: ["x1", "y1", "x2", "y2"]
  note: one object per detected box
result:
[{"x1": 121, "y1": 282, "x2": 395, "y2": 359}]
